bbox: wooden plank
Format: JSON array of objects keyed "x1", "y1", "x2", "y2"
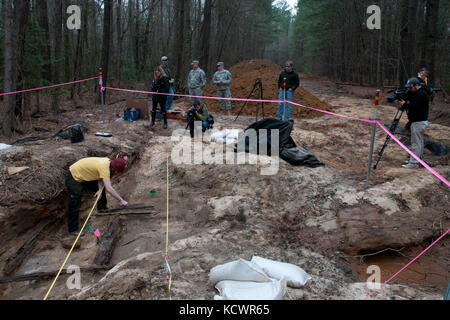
[
  {"x1": 3, "y1": 219, "x2": 52, "y2": 276},
  {"x1": 0, "y1": 265, "x2": 113, "y2": 284},
  {"x1": 97, "y1": 204, "x2": 154, "y2": 213},
  {"x1": 96, "y1": 210, "x2": 156, "y2": 217},
  {"x1": 93, "y1": 216, "x2": 122, "y2": 266}
]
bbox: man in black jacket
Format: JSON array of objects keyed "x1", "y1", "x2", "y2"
[
  {"x1": 399, "y1": 78, "x2": 430, "y2": 169},
  {"x1": 277, "y1": 61, "x2": 300, "y2": 120}
]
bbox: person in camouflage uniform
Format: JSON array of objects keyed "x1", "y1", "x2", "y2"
[
  {"x1": 187, "y1": 60, "x2": 206, "y2": 104},
  {"x1": 213, "y1": 62, "x2": 233, "y2": 115}
]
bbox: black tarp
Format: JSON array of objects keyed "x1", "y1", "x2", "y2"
[{"x1": 235, "y1": 118, "x2": 324, "y2": 168}]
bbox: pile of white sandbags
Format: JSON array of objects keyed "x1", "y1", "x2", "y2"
[{"x1": 209, "y1": 257, "x2": 311, "y2": 300}]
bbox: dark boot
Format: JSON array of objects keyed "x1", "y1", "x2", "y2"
[
  {"x1": 151, "y1": 111, "x2": 156, "y2": 127},
  {"x1": 163, "y1": 113, "x2": 168, "y2": 129}
]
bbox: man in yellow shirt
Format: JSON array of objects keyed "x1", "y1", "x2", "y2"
[{"x1": 65, "y1": 157, "x2": 128, "y2": 235}]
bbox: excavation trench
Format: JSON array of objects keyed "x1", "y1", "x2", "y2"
[{"x1": 0, "y1": 66, "x2": 449, "y2": 300}]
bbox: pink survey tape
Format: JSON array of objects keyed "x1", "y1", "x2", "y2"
[
  {"x1": 104, "y1": 85, "x2": 449, "y2": 188},
  {"x1": 363, "y1": 228, "x2": 450, "y2": 300},
  {"x1": 0, "y1": 76, "x2": 99, "y2": 96},
  {"x1": 376, "y1": 121, "x2": 450, "y2": 187}
]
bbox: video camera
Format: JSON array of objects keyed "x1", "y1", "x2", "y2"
[
  {"x1": 387, "y1": 88, "x2": 411, "y2": 103},
  {"x1": 387, "y1": 86, "x2": 441, "y2": 103}
]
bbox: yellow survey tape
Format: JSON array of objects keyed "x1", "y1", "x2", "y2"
[
  {"x1": 43, "y1": 187, "x2": 105, "y2": 300},
  {"x1": 44, "y1": 154, "x2": 120, "y2": 300},
  {"x1": 165, "y1": 154, "x2": 172, "y2": 295}
]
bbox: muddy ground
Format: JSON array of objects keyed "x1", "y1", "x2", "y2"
[{"x1": 0, "y1": 72, "x2": 448, "y2": 300}]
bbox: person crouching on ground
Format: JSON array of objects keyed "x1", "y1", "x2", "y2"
[
  {"x1": 398, "y1": 78, "x2": 430, "y2": 169},
  {"x1": 151, "y1": 66, "x2": 170, "y2": 129},
  {"x1": 186, "y1": 101, "x2": 209, "y2": 138},
  {"x1": 65, "y1": 157, "x2": 128, "y2": 235}
]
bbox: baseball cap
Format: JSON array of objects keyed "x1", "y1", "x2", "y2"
[
  {"x1": 405, "y1": 78, "x2": 421, "y2": 87},
  {"x1": 161, "y1": 56, "x2": 168, "y2": 61},
  {"x1": 192, "y1": 60, "x2": 200, "y2": 65},
  {"x1": 111, "y1": 158, "x2": 126, "y2": 173},
  {"x1": 217, "y1": 62, "x2": 224, "y2": 67}
]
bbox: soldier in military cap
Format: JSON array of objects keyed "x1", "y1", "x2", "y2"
[
  {"x1": 187, "y1": 60, "x2": 206, "y2": 104},
  {"x1": 213, "y1": 62, "x2": 233, "y2": 116}
]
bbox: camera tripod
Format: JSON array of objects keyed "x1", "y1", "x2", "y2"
[
  {"x1": 234, "y1": 77, "x2": 265, "y2": 122},
  {"x1": 373, "y1": 109, "x2": 404, "y2": 170}
]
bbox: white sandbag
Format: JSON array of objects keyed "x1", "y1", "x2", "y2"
[
  {"x1": 0, "y1": 143, "x2": 12, "y2": 151},
  {"x1": 210, "y1": 130, "x2": 227, "y2": 143},
  {"x1": 251, "y1": 256, "x2": 311, "y2": 288},
  {"x1": 209, "y1": 258, "x2": 271, "y2": 284},
  {"x1": 215, "y1": 279, "x2": 286, "y2": 300},
  {"x1": 210, "y1": 129, "x2": 241, "y2": 145}
]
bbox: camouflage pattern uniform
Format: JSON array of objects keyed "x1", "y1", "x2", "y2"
[
  {"x1": 213, "y1": 69, "x2": 232, "y2": 111},
  {"x1": 188, "y1": 66, "x2": 207, "y2": 104}
]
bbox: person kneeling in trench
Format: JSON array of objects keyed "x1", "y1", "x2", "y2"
[{"x1": 65, "y1": 157, "x2": 128, "y2": 235}]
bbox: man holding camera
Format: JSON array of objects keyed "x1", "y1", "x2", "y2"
[
  {"x1": 186, "y1": 102, "x2": 209, "y2": 138},
  {"x1": 399, "y1": 78, "x2": 430, "y2": 169}
]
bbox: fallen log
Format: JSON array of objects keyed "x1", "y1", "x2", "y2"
[
  {"x1": 3, "y1": 219, "x2": 52, "y2": 276},
  {"x1": 96, "y1": 210, "x2": 157, "y2": 217},
  {"x1": 97, "y1": 204, "x2": 154, "y2": 214},
  {"x1": 94, "y1": 216, "x2": 122, "y2": 266},
  {"x1": 0, "y1": 265, "x2": 113, "y2": 284}
]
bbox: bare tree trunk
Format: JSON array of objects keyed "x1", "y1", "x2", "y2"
[
  {"x1": 101, "y1": 0, "x2": 113, "y2": 102},
  {"x1": 1, "y1": 0, "x2": 16, "y2": 136},
  {"x1": 52, "y1": 0, "x2": 63, "y2": 111},
  {"x1": 14, "y1": 0, "x2": 30, "y2": 122},
  {"x1": 201, "y1": 0, "x2": 212, "y2": 75},
  {"x1": 422, "y1": 0, "x2": 440, "y2": 86},
  {"x1": 116, "y1": 0, "x2": 123, "y2": 84},
  {"x1": 37, "y1": 0, "x2": 52, "y2": 83},
  {"x1": 376, "y1": 0, "x2": 385, "y2": 87},
  {"x1": 173, "y1": 0, "x2": 186, "y2": 90}
]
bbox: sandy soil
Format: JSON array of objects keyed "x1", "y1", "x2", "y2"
[{"x1": 0, "y1": 67, "x2": 448, "y2": 301}]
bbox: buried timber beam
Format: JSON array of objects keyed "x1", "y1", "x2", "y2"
[
  {"x1": 97, "y1": 204, "x2": 154, "y2": 213},
  {"x1": 94, "y1": 216, "x2": 122, "y2": 266},
  {"x1": 0, "y1": 265, "x2": 113, "y2": 284},
  {"x1": 96, "y1": 210, "x2": 156, "y2": 217},
  {"x1": 3, "y1": 219, "x2": 52, "y2": 276}
]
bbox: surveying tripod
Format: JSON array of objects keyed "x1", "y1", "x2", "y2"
[{"x1": 234, "y1": 77, "x2": 265, "y2": 122}]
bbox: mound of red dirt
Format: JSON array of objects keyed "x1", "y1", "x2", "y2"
[{"x1": 181, "y1": 59, "x2": 334, "y2": 119}]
